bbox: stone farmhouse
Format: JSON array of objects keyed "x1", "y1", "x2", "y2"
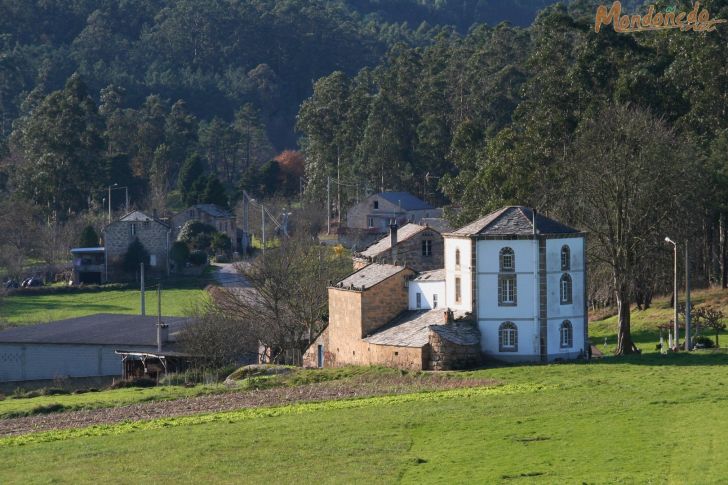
[
  {"x1": 171, "y1": 204, "x2": 239, "y2": 251},
  {"x1": 104, "y1": 210, "x2": 171, "y2": 277},
  {"x1": 347, "y1": 192, "x2": 443, "y2": 233},
  {"x1": 352, "y1": 223, "x2": 445, "y2": 272},
  {"x1": 305, "y1": 206, "x2": 587, "y2": 369}
]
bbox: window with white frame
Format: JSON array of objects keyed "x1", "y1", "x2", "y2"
[
  {"x1": 499, "y1": 275, "x2": 517, "y2": 306},
  {"x1": 560, "y1": 320, "x2": 573, "y2": 348},
  {"x1": 561, "y1": 245, "x2": 571, "y2": 271},
  {"x1": 499, "y1": 321, "x2": 518, "y2": 352},
  {"x1": 560, "y1": 273, "x2": 573, "y2": 304},
  {"x1": 499, "y1": 247, "x2": 515, "y2": 272},
  {"x1": 455, "y1": 277, "x2": 461, "y2": 303},
  {"x1": 455, "y1": 248, "x2": 461, "y2": 267},
  {"x1": 367, "y1": 217, "x2": 374, "y2": 228},
  {"x1": 433, "y1": 294, "x2": 438, "y2": 308},
  {"x1": 130, "y1": 223, "x2": 137, "y2": 236},
  {"x1": 416, "y1": 292, "x2": 422, "y2": 309}
]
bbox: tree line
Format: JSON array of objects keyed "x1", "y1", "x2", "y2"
[{"x1": 296, "y1": 1, "x2": 728, "y2": 353}]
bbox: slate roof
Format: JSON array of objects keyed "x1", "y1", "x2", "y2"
[
  {"x1": 413, "y1": 268, "x2": 445, "y2": 281},
  {"x1": 448, "y1": 206, "x2": 578, "y2": 237},
  {"x1": 116, "y1": 210, "x2": 169, "y2": 227},
  {"x1": 0, "y1": 314, "x2": 190, "y2": 347},
  {"x1": 420, "y1": 217, "x2": 452, "y2": 233},
  {"x1": 335, "y1": 264, "x2": 408, "y2": 290},
  {"x1": 364, "y1": 310, "x2": 480, "y2": 348},
  {"x1": 191, "y1": 204, "x2": 234, "y2": 218},
  {"x1": 359, "y1": 223, "x2": 433, "y2": 258},
  {"x1": 376, "y1": 192, "x2": 433, "y2": 211}
]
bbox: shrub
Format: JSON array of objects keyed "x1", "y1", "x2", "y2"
[
  {"x1": 78, "y1": 225, "x2": 100, "y2": 247},
  {"x1": 9, "y1": 283, "x2": 130, "y2": 296},
  {"x1": 170, "y1": 241, "x2": 190, "y2": 269},
  {"x1": 122, "y1": 238, "x2": 149, "y2": 273},
  {"x1": 211, "y1": 232, "x2": 232, "y2": 254},
  {"x1": 109, "y1": 377, "x2": 157, "y2": 389},
  {"x1": 694, "y1": 335, "x2": 715, "y2": 348},
  {"x1": 188, "y1": 250, "x2": 208, "y2": 266}
]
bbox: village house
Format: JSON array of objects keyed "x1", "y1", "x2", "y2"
[
  {"x1": 171, "y1": 204, "x2": 240, "y2": 251},
  {"x1": 305, "y1": 206, "x2": 587, "y2": 370},
  {"x1": 103, "y1": 210, "x2": 171, "y2": 278},
  {"x1": 346, "y1": 192, "x2": 442, "y2": 233},
  {"x1": 353, "y1": 223, "x2": 445, "y2": 272}
]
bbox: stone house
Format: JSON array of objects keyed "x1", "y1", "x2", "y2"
[
  {"x1": 346, "y1": 192, "x2": 442, "y2": 233},
  {"x1": 171, "y1": 204, "x2": 239, "y2": 251},
  {"x1": 303, "y1": 263, "x2": 480, "y2": 370},
  {"x1": 104, "y1": 211, "x2": 171, "y2": 277},
  {"x1": 353, "y1": 223, "x2": 445, "y2": 272},
  {"x1": 305, "y1": 205, "x2": 588, "y2": 370}
]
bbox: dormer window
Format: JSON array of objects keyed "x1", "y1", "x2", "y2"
[{"x1": 561, "y1": 245, "x2": 571, "y2": 271}]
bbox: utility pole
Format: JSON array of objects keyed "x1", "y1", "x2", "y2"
[
  {"x1": 261, "y1": 203, "x2": 266, "y2": 255},
  {"x1": 665, "y1": 237, "x2": 678, "y2": 349},
  {"x1": 125, "y1": 187, "x2": 129, "y2": 213},
  {"x1": 685, "y1": 241, "x2": 691, "y2": 351},
  {"x1": 108, "y1": 185, "x2": 112, "y2": 224},
  {"x1": 327, "y1": 176, "x2": 332, "y2": 234},
  {"x1": 243, "y1": 192, "x2": 250, "y2": 256},
  {"x1": 140, "y1": 262, "x2": 145, "y2": 316},
  {"x1": 157, "y1": 283, "x2": 162, "y2": 353}
]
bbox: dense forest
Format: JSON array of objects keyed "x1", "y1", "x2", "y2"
[{"x1": 2, "y1": 0, "x2": 728, "y2": 353}]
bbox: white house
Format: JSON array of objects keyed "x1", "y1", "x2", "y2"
[
  {"x1": 443, "y1": 206, "x2": 587, "y2": 362},
  {"x1": 408, "y1": 269, "x2": 446, "y2": 310}
]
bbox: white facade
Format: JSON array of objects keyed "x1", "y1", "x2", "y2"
[
  {"x1": 444, "y1": 233, "x2": 586, "y2": 362},
  {"x1": 408, "y1": 279, "x2": 446, "y2": 310},
  {"x1": 444, "y1": 237, "x2": 473, "y2": 314}
]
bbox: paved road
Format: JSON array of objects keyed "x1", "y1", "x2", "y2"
[{"x1": 212, "y1": 263, "x2": 249, "y2": 288}]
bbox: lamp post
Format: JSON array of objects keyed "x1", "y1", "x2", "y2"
[
  {"x1": 107, "y1": 183, "x2": 129, "y2": 223},
  {"x1": 665, "y1": 237, "x2": 679, "y2": 349},
  {"x1": 685, "y1": 240, "x2": 691, "y2": 351}
]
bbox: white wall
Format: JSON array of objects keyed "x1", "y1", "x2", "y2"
[
  {"x1": 444, "y1": 237, "x2": 473, "y2": 313},
  {"x1": 476, "y1": 239, "x2": 538, "y2": 321},
  {"x1": 545, "y1": 237, "x2": 586, "y2": 357},
  {"x1": 0, "y1": 344, "x2": 125, "y2": 382},
  {"x1": 478, "y1": 319, "x2": 540, "y2": 361},
  {"x1": 409, "y1": 280, "x2": 446, "y2": 310},
  {"x1": 547, "y1": 316, "x2": 586, "y2": 358}
]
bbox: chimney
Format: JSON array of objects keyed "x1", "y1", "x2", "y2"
[
  {"x1": 442, "y1": 309, "x2": 453, "y2": 324},
  {"x1": 532, "y1": 208, "x2": 538, "y2": 235},
  {"x1": 389, "y1": 222, "x2": 398, "y2": 264}
]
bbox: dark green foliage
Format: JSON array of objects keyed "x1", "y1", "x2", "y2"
[
  {"x1": 211, "y1": 233, "x2": 232, "y2": 255},
  {"x1": 188, "y1": 250, "x2": 208, "y2": 266},
  {"x1": 122, "y1": 238, "x2": 149, "y2": 273},
  {"x1": 177, "y1": 154, "x2": 206, "y2": 204},
  {"x1": 78, "y1": 226, "x2": 100, "y2": 247},
  {"x1": 178, "y1": 221, "x2": 217, "y2": 251},
  {"x1": 170, "y1": 241, "x2": 191, "y2": 269},
  {"x1": 201, "y1": 176, "x2": 229, "y2": 209}
]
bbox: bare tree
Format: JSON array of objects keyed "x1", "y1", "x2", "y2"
[
  {"x1": 555, "y1": 104, "x2": 701, "y2": 355},
  {"x1": 214, "y1": 236, "x2": 350, "y2": 364}
]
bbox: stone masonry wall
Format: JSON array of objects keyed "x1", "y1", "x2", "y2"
[
  {"x1": 360, "y1": 269, "x2": 414, "y2": 337},
  {"x1": 105, "y1": 220, "x2": 169, "y2": 271},
  {"x1": 367, "y1": 230, "x2": 444, "y2": 272},
  {"x1": 428, "y1": 330, "x2": 482, "y2": 371}
]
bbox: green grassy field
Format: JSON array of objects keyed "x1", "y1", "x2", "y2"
[
  {"x1": 2, "y1": 352, "x2": 728, "y2": 483},
  {"x1": 0, "y1": 282, "x2": 208, "y2": 325}
]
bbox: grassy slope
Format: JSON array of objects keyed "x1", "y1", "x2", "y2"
[
  {"x1": 0, "y1": 384, "x2": 227, "y2": 419},
  {"x1": 589, "y1": 286, "x2": 728, "y2": 354},
  {"x1": 0, "y1": 282, "x2": 208, "y2": 325},
  {"x1": 2, "y1": 353, "x2": 728, "y2": 483}
]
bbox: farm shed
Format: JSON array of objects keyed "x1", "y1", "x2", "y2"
[{"x1": 0, "y1": 314, "x2": 190, "y2": 383}]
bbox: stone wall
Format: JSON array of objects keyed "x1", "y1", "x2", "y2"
[
  {"x1": 364, "y1": 230, "x2": 444, "y2": 272},
  {"x1": 428, "y1": 329, "x2": 482, "y2": 370},
  {"x1": 360, "y1": 269, "x2": 413, "y2": 336},
  {"x1": 104, "y1": 220, "x2": 169, "y2": 273}
]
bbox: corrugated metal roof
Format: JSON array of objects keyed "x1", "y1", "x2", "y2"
[
  {"x1": 335, "y1": 264, "x2": 408, "y2": 290},
  {"x1": 0, "y1": 314, "x2": 190, "y2": 346},
  {"x1": 448, "y1": 206, "x2": 578, "y2": 236},
  {"x1": 376, "y1": 192, "x2": 433, "y2": 211},
  {"x1": 70, "y1": 247, "x2": 105, "y2": 254}
]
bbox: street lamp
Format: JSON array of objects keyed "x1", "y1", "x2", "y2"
[
  {"x1": 107, "y1": 183, "x2": 129, "y2": 223},
  {"x1": 665, "y1": 237, "x2": 679, "y2": 349}
]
